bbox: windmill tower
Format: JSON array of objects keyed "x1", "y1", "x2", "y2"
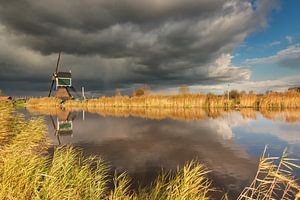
[{"x1": 48, "y1": 52, "x2": 77, "y2": 100}]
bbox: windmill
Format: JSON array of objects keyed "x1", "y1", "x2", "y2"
[{"x1": 48, "y1": 52, "x2": 79, "y2": 99}]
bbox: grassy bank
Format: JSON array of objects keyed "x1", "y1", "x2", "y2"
[{"x1": 1, "y1": 101, "x2": 299, "y2": 199}]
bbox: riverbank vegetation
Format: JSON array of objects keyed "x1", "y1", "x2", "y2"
[
  {"x1": 26, "y1": 97, "x2": 62, "y2": 108},
  {"x1": 238, "y1": 146, "x2": 300, "y2": 199},
  {"x1": 0, "y1": 102, "x2": 214, "y2": 199},
  {"x1": 1, "y1": 101, "x2": 299, "y2": 199},
  {"x1": 26, "y1": 90, "x2": 300, "y2": 109}
]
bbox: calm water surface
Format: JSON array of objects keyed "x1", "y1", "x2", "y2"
[{"x1": 25, "y1": 108, "x2": 300, "y2": 198}]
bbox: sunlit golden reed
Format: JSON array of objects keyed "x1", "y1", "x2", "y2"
[
  {"x1": 27, "y1": 97, "x2": 61, "y2": 108},
  {"x1": 238, "y1": 146, "x2": 300, "y2": 199},
  {"x1": 1, "y1": 101, "x2": 300, "y2": 199},
  {"x1": 0, "y1": 102, "x2": 213, "y2": 199},
  {"x1": 27, "y1": 91, "x2": 300, "y2": 110}
]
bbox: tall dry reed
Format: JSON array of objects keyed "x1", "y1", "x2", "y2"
[
  {"x1": 240, "y1": 93, "x2": 260, "y2": 108},
  {"x1": 0, "y1": 102, "x2": 214, "y2": 199},
  {"x1": 238, "y1": 146, "x2": 300, "y2": 199},
  {"x1": 260, "y1": 91, "x2": 300, "y2": 108},
  {"x1": 26, "y1": 91, "x2": 300, "y2": 109},
  {"x1": 26, "y1": 97, "x2": 62, "y2": 108},
  {"x1": 2, "y1": 101, "x2": 299, "y2": 199}
]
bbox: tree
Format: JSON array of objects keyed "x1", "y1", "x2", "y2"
[
  {"x1": 229, "y1": 90, "x2": 239, "y2": 99},
  {"x1": 266, "y1": 90, "x2": 273, "y2": 95},
  {"x1": 179, "y1": 85, "x2": 190, "y2": 94},
  {"x1": 133, "y1": 85, "x2": 151, "y2": 97}
]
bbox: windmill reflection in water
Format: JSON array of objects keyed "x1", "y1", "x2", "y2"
[{"x1": 49, "y1": 109, "x2": 77, "y2": 145}]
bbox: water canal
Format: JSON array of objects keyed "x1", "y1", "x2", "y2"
[{"x1": 23, "y1": 107, "x2": 300, "y2": 198}]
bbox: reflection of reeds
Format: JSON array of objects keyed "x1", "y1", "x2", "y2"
[
  {"x1": 27, "y1": 105, "x2": 300, "y2": 123},
  {"x1": 26, "y1": 106, "x2": 71, "y2": 121},
  {"x1": 260, "y1": 107, "x2": 300, "y2": 123},
  {"x1": 87, "y1": 107, "x2": 211, "y2": 121},
  {"x1": 238, "y1": 146, "x2": 300, "y2": 199},
  {"x1": 240, "y1": 108, "x2": 257, "y2": 120},
  {"x1": 28, "y1": 106, "x2": 228, "y2": 121}
]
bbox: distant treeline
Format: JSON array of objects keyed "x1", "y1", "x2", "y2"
[{"x1": 26, "y1": 90, "x2": 300, "y2": 109}]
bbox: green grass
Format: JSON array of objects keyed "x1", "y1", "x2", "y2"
[{"x1": 13, "y1": 99, "x2": 26, "y2": 109}]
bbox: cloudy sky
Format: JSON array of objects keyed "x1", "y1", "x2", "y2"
[{"x1": 0, "y1": 0, "x2": 299, "y2": 96}]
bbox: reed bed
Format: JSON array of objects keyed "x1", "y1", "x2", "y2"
[
  {"x1": 66, "y1": 94, "x2": 209, "y2": 108},
  {"x1": 240, "y1": 94, "x2": 260, "y2": 108},
  {"x1": 0, "y1": 101, "x2": 13, "y2": 145},
  {"x1": 0, "y1": 102, "x2": 214, "y2": 199},
  {"x1": 259, "y1": 91, "x2": 300, "y2": 108},
  {"x1": 26, "y1": 91, "x2": 300, "y2": 110},
  {"x1": 1, "y1": 102, "x2": 300, "y2": 199},
  {"x1": 66, "y1": 91, "x2": 300, "y2": 109},
  {"x1": 26, "y1": 97, "x2": 62, "y2": 108},
  {"x1": 238, "y1": 146, "x2": 300, "y2": 199},
  {"x1": 65, "y1": 94, "x2": 231, "y2": 109}
]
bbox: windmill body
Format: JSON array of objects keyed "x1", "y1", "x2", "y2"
[{"x1": 49, "y1": 53, "x2": 77, "y2": 100}]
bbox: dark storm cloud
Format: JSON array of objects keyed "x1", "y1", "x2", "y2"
[
  {"x1": 0, "y1": 0, "x2": 278, "y2": 96},
  {"x1": 0, "y1": 0, "x2": 222, "y2": 35}
]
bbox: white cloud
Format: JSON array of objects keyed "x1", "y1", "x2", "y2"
[
  {"x1": 188, "y1": 75, "x2": 300, "y2": 94},
  {"x1": 244, "y1": 118, "x2": 300, "y2": 145},
  {"x1": 245, "y1": 45, "x2": 300, "y2": 68},
  {"x1": 268, "y1": 40, "x2": 281, "y2": 47},
  {"x1": 208, "y1": 54, "x2": 251, "y2": 81},
  {"x1": 286, "y1": 35, "x2": 293, "y2": 43}
]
